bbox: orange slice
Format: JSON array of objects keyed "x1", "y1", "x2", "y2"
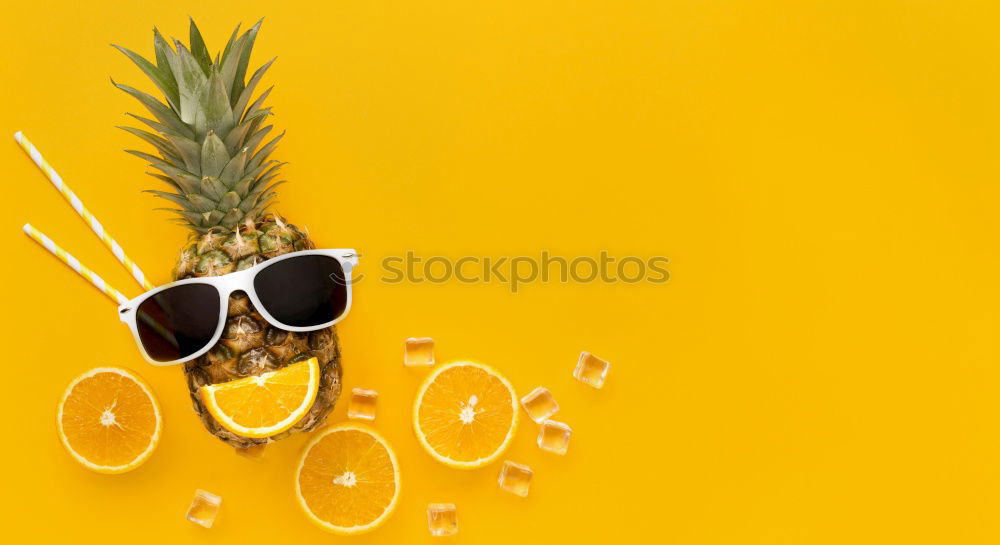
[
  {"x1": 57, "y1": 367, "x2": 162, "y2": 474},
  {"x1": 413, "y1": 361, "x2": 518, "y2": 468},
  {"x1": 295, "y1": 423, "x2": 400, "y2": 535},
  {"x1": 200, "y1": 357, "x2": 319, "y2": 438}
]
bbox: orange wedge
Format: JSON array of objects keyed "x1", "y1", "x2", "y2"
[
  {"x1": 57, "y1": 367, "x2": 162, "y2": 474},
  {"x1": 295, "y1": 423, "x2": 400, "y2": 535},
  {"x1": 200, "y1": 357, "x2": 319, "y2": 438},
  {"x1": 413, "y1": 361, "x2": 518, "y2": 469}
]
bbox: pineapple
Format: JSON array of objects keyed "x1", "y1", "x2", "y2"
[{"x1": 114, "y1": 19, "x2": 342, "y2": 449}]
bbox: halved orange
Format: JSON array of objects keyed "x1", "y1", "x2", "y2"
[
  {"x1": 295, "y1": 423, "x2": 400, "y2": 535},
  {"x1": 200, "y1": 357, "x2": 319, "y2": 438},
  {"x1": 57, "y1": 367, "x2": 162, "y2": 474},
  {"x1": 413, "y1": 361, "x2": 518, "y2": 469}
]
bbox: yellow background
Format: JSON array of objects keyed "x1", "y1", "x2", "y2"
[{"x1": 0, "y1": 1, "x2": 997, "y2": 542}]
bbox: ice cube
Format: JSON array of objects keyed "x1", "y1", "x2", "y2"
[
  {"x1": 185, "y1": 489, "x2": 222, "y2": 528},
  {"x1": 347, "y1": 388, "x2": 378, "y2": 421},
  {"x1": 426, "y1": 503, "x2": 458, "y2": 536},
  {"x1": 537, "y1": 420, "x2": 572, "y2": 455},
  {"x1": 498, "y1": 460, "x2": 533, "y2": 497},
  {"x1": 573, "y1": 351, "x2": 610, "y2": 388},
  {"x1": 520, "y1": 387, "x2": 559, "y2": 422},
  {"x1": 405, "y1": 337, "x2": 435, "y2": 366}
]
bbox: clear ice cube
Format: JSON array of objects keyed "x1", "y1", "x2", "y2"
[
  {"x1": 426, "y1": 503, "x2": 458, "y2": 536},
  {"x1": 185, "y1": 489, "x2": 222, "y2": 528},
  {"x1": 573, "y1": 351, "x2": 610, "y2": 388},
  {"x1": 537, "y1": 419, "x2": 572, "y2": 455},
  {"x1": 498, "y1": 460, "x2": 533, "y2": 497},
  {"x1": 520, "y1": 386, "x2": 559, "y2": 422},
  {"x1": 347, "y1": 388, "x2": 378, "y2": 421},
  {"x1": 404, "y1": 337, "x2": 435, "y2": 366}
]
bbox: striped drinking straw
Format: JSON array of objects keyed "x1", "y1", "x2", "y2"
[
  {"x1": 22, "y1": 223, "x2": 129, "y2": 305},
  {"x1": 24, "y1": 223, "x2": 176, "y2": 359},
  {"x1": 14, "y1": 131, "x2": 154, "y2": 291}
]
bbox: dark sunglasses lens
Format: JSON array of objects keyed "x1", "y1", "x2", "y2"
[
  {"x1": 253, "y1": 255, "x2": 348, "y2": 328},
  {"x1": 135, "y1": 283, "x2": 220, "y2": 362}
]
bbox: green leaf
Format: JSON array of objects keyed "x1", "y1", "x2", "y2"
[
  {"x1": 256, "y1": 160, "x2": 285, "y2": 182},
  {"x1": 203, "y1": 209, "x2": 226, "y2": 225},
  {"x1": 237, "y1": 190, "x2": 261, "y2": 213},
  {"x1": 233, "y1": 57, "x2": 274, "y2": 119},
  {"x1": 220, "y1": 208, "x2": 244, "y2": 230},
  {"x1": 144, "y1": 189, "x2": 191, "y2": 209},
  {"x1": 247, "y1": 131, "x2": 284, "y2": 172},
  {"x1": 247, "y1": 198, "x2": 276, "y2": 218},
  {"x1": 241, "y1": 86, "x2": 273, "y2": 123},
  {"x1": 220, "y1": 23, "x2": 242, "y2": 65},
  {"x1": 175, "y1": 174, "x2": 202, "y2": 194},
  {"x1": 152, "y1": 28, "x2": 174, "y2": 73},
  {"x1": 246, "y1": 191, "x2": 278, "y2": 214},
  {"x1": 168, "y1": 42, "x2": 209, "y2": 125},
  {"x1": 231, "y1": 19, "x2": 263, "y2": 105},
  {"x1": 224, "y1": 109, "x2": 269, "y2": 154},
  {"x1": 231, "y1": 175, "x2": 255, "y2": 197},
  {"x1": 160, "y1": 172, "x2": 200, "y2": 194},
  {"x1": 244, "y1": 159, "x2": 277, "y2": 182},
  {"x1": 199, "y1": 176, "x2": 227, "y2": 201},
  {"x1": 188, "y1": 17, "x2": 212, "y2": 76},
  {"x1": 260, "y1": 180, "x2": 286, "y2": 199},
  {"x1": 254, "y1": 168, "x2": 282, "y2": 190},
  {"x1": 161, "y1": 133, "x2": 201, "y2": 172},
  {"x1": 125, "y1": 149, "x2": 161, "y2": 162},
  {"x1": 241, "y1": 176, "x2": 269, "y2": 200},
  {"x1": 219, "y1": 148, "x2": 248, "y2": 186},
  {"x1": 145, "y1": 172, "x2": 181, "y2": 192},
  {"x1": 195, "y1": 69, "x2": 235, "y2": 136},
  {"x1": 186, "y1": 193, "x2": 217, "y2": 212},
  {"x1": 112, "y1": 45, "x2": 180, "y2": 112},
  {"x1": 125, "y1": 150, "x2": 200, "y2": 186},
  {"x1": 137, "y1": 156, "x2": 199, "y2": 194},
  {"x1": 217, "y1": 191, "x2": 241, "y2": 211},
  {"x1": 219, "y1": 34, "x2": 248, "y2": 98},
  {"x1": 243, "y1": 125, "x2": 273, "y2": 157},
  {"x1": 113, "y1": 80, "x2": 192, "y2": 137},
  {"x1": 258, "y1": 191, "x2": 279, "y2": 205},
  {"x1": 247, "y1": 107, "x2": 271, "y2": 132},
  {"x1": 135, "y1": 161, "x2": 200, "y2": 193},
  {"x1": 125, "y1": 149, "x2": 188, "y2": 179},
  {"x1": 200, "y1": 131, "x2": 229, "y2": 177},
  {"x1": 117, "y1": 126, "x2": 178, "y2": 161},
  {"x1": 175, "y1": 209, "x2": 208, "y2": 227},
  {"x1": 125, "y1": 113, "x2": 186, "y2": 139}
]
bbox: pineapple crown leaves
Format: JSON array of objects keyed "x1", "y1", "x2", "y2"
[{"x1": 113, "y1": 17, "x2": 286, "y2": 233}]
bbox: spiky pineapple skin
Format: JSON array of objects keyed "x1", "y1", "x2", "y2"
[{"x1": 176, "y1": 216, "x2": 342, "y2": 449}]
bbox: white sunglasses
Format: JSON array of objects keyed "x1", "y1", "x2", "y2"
[{"x1": 118, "y1": 249, "x2": 358, "y2": 366}]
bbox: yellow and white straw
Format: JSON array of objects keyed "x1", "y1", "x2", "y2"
[
  {"x1": 22, "y1": 223, "x2": 129, "y2": 305},
  {"x1": 14, "y1": 131, "x2": 154, "y2": 291}
]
